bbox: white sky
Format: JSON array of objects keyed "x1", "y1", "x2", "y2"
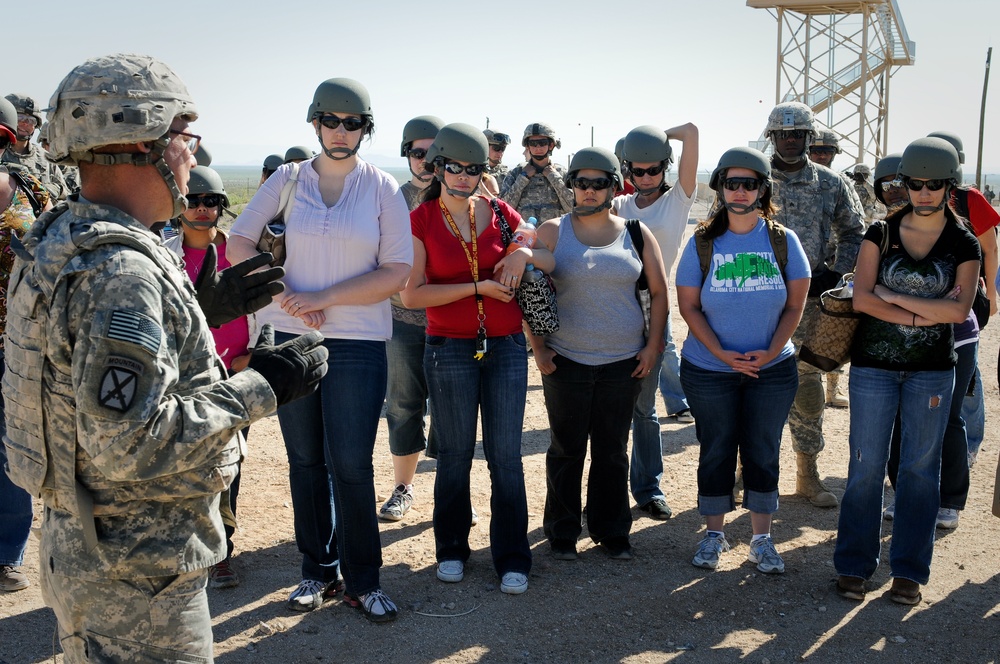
[{"x1": 9, "y1": 0, "x2": 998, "y2": 174}]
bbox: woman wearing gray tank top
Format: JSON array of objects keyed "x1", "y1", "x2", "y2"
[{"x1": 528, "y1": 148, "x2": 668, "y2": 561}]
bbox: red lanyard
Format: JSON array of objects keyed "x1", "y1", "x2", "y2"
[{"x1": 439, "y1": 199, "x2": 488, "y2": 357}]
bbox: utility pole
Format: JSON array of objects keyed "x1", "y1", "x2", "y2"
[{"x1": 977, "y1": 47, "x2": 991, "y2": 189}]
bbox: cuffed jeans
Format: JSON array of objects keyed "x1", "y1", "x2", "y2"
[
  {"x1": 425, "y1": 334, "x2": 531, "y2": 577},
  {"x1": 681, "y1": 357, "x2": 798, "y2": 516},
  {"x1": 542, "y1": 355, "x2": 641, "y2": 544},
  {"x1": 275, "y1": 333, "x2": 386, "y2": 596},
  {"x1": 835, "y1": 366, "x2": 953, "y2": 585},
  {"x1": 386, "y1": 318, "x2": 436, "y2": 458},
  {"x1": 0, "y1": 357, "x2": 32, "y2": 568}
]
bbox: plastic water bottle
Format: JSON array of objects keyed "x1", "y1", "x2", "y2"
[
  {"x1": 507, "y1": 216, "x2": 538, "y2": 254},
  {"x1": 521, "y1": 263, "x2": 542, "y2": 284}
]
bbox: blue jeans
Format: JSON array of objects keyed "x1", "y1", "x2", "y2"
[
  {"x1": 275, "y1": 333, "x2": 386, "y2": 596},
  {"x1": 835, "y1": 366, "x2": 953, "y2": 584},
  {"x1": 961, "y1": 366, "x2": 985, "y2": 457},
  {"x1": 542, "y1": 355, "x2": 641, "y2": 544},
  {"x1": 386, "y1": 318, "x2": 435, "y2": 457},
  {"x1": 658, "y1": 311, "x2": 689, "y2": 415},
  {"x1": 0, "y1": 357, "x2": 32, "y2": 567},
  {"x1": 424, "y1": 334, "x2": 531, "y2": 577},
  {"x1": 681, "y1": 357, "x2": 798, "y2": 516}
]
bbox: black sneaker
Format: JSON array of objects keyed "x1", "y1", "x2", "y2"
[
  {"x1": 638, "y1": 497, "x2": 673, "y2": 520},
  {"x1": 550, "y1": 539, "x2": 578, "y2": 561},
  {"x1": 601, "y1": 536, "x2": 634, "y2": 560}
]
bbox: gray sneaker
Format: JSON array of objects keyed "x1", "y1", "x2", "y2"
[
  {"x1": 0, "y1": 565, "x2": 28, "y2": 592},
  {"x1": 748, "y1": 535, "x2": 785, "y2": 574},
  {"x1": 691, "y1": 533, "x2": 730, "y2": 569},
  {"x1": 378, "y1": 484, "x2": 413, "y2": 522}
]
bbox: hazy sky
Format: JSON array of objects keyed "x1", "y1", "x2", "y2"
[{"x1": 8, "y1": 0, "x2": 998, "y2": 173}]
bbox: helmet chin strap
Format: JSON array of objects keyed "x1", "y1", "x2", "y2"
[
  {"x1": 722, "y1": 189, "x2": 764, "y2": 215},
  {"x1": 573, "y1": 190, "x2": 614, "y2": 216},
  {"x1": 630, "y1": 170, "x2": 666, "y2": 196},
  {"x1": 773, "y1": 150, "x2": 806, "y2": 166},
  {"x1": 435, "y1": 166, "x2": 481, "y2": 199},
  {"x1": 149, "y1": 134, "x2": 187, "y2": 219},
  {"x1": 410, "y1": 164, "x2": 433, "y2": 183},
  {"x1": 179, "y1": 217, "x2": 219, "y2": 231},
  {"x1": 316, "y1": 126, "x2": 363, "y2": 161},
  {"x1": 911, "y1": 184, "x2": 952, "y2": 216}
]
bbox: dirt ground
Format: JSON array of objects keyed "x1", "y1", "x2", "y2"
[{"x1": 3, "y1": 224, "x2": 1000, "y2": 664}]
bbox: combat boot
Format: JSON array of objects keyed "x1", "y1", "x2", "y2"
[
  {"x1": 796, "y1": 452, "x2": 838, "y2": 507},
  {"x1": 826, "y1": 373, "x2": 849, "y2": 408}
]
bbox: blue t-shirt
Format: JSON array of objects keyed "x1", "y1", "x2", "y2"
[{"x1": 676, "y1": 219, "x2": 811, "y2": 372}]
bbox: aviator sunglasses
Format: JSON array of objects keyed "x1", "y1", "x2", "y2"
[
  {"x1": 722, "y1": 177, "x2": 762, "y2": 192},
  {"x1": 407, "y1": 148, "x2": 427, "y2": 160},
  {"x1": 628, "y1": 163, "x2": 665, "y2": 178},
  {"x1": 571, "y1": 176, "x2": 612, "y2": 191},
  {"x1": 526, "y1": 138, "x2": 552, "y2": 148},
  {"x1": 443, "y1": 161, "x2": 485, "y2": 176},
  {"x1": 902, "y1": 177, "x2": 947, "y2": 192},
  {"x1": 318, "y1": 114, "x2": 368, "y2": 132},
  {"x1": 186, "y1": 194, "x2": 221, "y2": 208}
]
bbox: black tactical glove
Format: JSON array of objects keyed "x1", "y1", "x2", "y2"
[
  {"x1": 247, "y1": 324, "x2": 328, "y2": 406},
  {"x1": 194, "y1": 244, "x2": 286, "y2": 328},
  {"x1": 808, "y1": 269, "x2": 843, "y2": 298}
]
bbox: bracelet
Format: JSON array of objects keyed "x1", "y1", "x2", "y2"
[{"x1": 912, "y1": 313, "x2": 916, "y2": 327}]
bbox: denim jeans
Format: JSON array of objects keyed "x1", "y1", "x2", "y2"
[
  {"x1": 0, "y1": 357, "x2": 32, "y2": 567},
  {"x1": 681, "y1": 357, "x2": 798, "y2": 516},
  {"x1": 630, "y1": 348, "x2": 666, "y2": 506},
  {"x1": 835, "y1": 366, "x2": 953, "y2": 584},
  {"x1": 424, "y1": 334, "x2": 531, "y2": 577},
  {"x1": 961, "y1": 366, "x2": 985, "y2": 457},
  {"x1": 386, "y1": 318, "x2": 435, "y2": 457},
  {"x1": 542, "y1": 355, "x2": 641, "y2": 544},
  {"x1": 658, "y1": 311, "x2": 689, "y2": 415},
  {"x1": 888, "y1": 342, "x2": 976, "y2": 510},
  {"x1": 274, "y1": 333, "x2": 386, "y2": 596}
]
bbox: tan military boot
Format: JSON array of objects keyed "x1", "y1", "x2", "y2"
[
  {"x1": 826, "y1": 373, "x2": 849, "y2": 408},
  {"x1": 796, "y1": 452, "x2": 839, "y2": 507}
]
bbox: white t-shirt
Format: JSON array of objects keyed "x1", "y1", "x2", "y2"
[{"x1": 614, "y1": 184, "x2": 696, "y2": 280}]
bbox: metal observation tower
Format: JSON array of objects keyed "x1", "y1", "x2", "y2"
[{"x1": 747, "y1": 0, "x2": 915, "y2": 165}]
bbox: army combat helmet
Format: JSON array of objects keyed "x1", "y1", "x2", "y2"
[
  {"x1": 709, "y1": 147, "x2": 771, "y2": 215},
  {"x1": 284, "y1": 145, "x2": 314, "y2": 163},
  {"x1": 564, "y1": 147, "x2": 622, "y2": 216},
  {"x1": 424, "y1": 123, "x2": 489, "y2": 199},
  {"x1": 4, "y1": 93, "x2": 42, "y2": 137},
  {"x1": 765, "y1": 101, "x2": 816, "y2": 166},
  {"x1": 522, "y1": 122, "x2": 561, "y2": 161},
  {"x1": 0, "y1": 96, "x2": 17, "y2": 146},
  {"x1": 307, "y1": 78, "x2": 372, "y2": 161},
  {"x1": 872, "y1": 153, "x2": 903, "y2": 205},
  {"x1": 401, "y1": 115, "x2": 445, "y2": 182},
  {"x1": 898, "y1": 137, "x2": 961, "y2": 216},
  {"x1": 927, "y1": 130, "x2": 966, "y2": 181},
  {"x1": 623, "y1": 125, "x2": 673, "y2": 195},
  {"x1": 180, "y1": 166, "x2": 230, "y2": 230},
  {"x1": 46, "y1": 53, "x2": 199, "y2": 219}
]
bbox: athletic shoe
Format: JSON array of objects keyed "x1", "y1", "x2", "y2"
[
  {"x1": 378, "y1": 484, "x2": 413, "y2": 522},
  {"x1": 601, "y1": 537, "x2": 634, "y2": 560},
  {"x1": 550, "y1": 539, "x2": 578, "y2": 561},
  {"x1": 674, "y1": 409, "x2": 695, "y2": 424},
  {"x1": 639, "y1": 497, "x2": 672, "y2": 520},
  {"x1": 287, "y1": 579, "x2": 328, "y2": 612},
  {"x1": 936, "y1": 507, "x2": 960, "y2": 529},
  {"x1": 748, "y1": 535, "x2": 785, "y2": 574},
  {"x1": 883, "y1": 499, "x2": 895, "y2": 521},
  {"x1": 691, "y1": 533, "x2": 730, "y2": 569},
  {"x1": 346, "y1": 589, "x2": 398, "y2": 623},
  {"x1": 436, "y1": 560, "x2": 464, "y2": 583},
  {"x1": 0, "y1": 565, "x2": 28, "y2": 592},
  {"x1": 208, "y1": 560, "x2": 239, "y2": 589},
  {"x1": 500, "y1": 572, "x2": 528, "y2": 595}
]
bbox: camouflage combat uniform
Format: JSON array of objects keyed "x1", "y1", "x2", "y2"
[
  {"x1": 500, "y1": 162, "x2": 575, "y2": 222},
  {"x1": 1, "y1": 142, "x2": 70, "y2": 201},
  {"x1": 772, "y1": 160, "x2": 864, "y2": 456},
  {"x1": 487, "y1": 162, "x2": 509, "y2": 184},
  {"x1": 853, "y1": 179, "x2": 884, "y2": 225},
  {"x1": 2, "y1": 198, "x2": 277, "y2": 662}
]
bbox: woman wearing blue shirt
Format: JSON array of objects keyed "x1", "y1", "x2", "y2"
[{"x1": 676, "y1": 147, "x2": 810, "y2": 575}]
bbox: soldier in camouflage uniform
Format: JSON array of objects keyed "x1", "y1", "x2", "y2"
[
  {"x1": 766, "y1": 101, "x2": 865, "y2": 508},
  {"x1": 1, "y1": 94, "x2": 69, "y2": 200},
  {"x1": 484, "y1": 128, "x2": 511, "y2": 188},
  {"x1": 1, "y1": 53, "x2": 327, "y2": 663},
  {"x1": 844, "y1": 163, "x2": 883, "y2": 225},
  {"x1": 500, "y1": 122, "x2": 575, "y2": 221},
  {"x1": 38, "y1": 122, "x2": 79, "y2": 195}
]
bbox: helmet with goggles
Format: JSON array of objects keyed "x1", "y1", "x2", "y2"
[
  {"x1": 401, "y1": 115, "x2": 445, "y2": 157},
  {"x1": 4, "y1": 93, "x2": 43, "y2": 127},
  {"x1": 521, "y1": 122, "x2": 561, "y2": 149},
  {"x1": 483, "y1": 129, "x2": 511, "y2": 148}
]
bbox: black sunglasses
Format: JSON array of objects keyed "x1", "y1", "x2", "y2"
[
  {"x1": 527, "y1": 138, "x2": 552, "y2": 148},
  {"x1": 571, "y1": 177, "x2": 612, "y2": 191},
  {"x1": 407, "y1": 148, "x2": 427, "y2": 160},
  {"x1": 903, "y1": 177, "x2": 947, "y2": 192},
  {"x1": 722, "y1": 177, "x2": 762, "y2": 192},
  {"x1": 628, "y1": 163, "x2": 665, "y2": 178},
  {"x1": 443, "y1": 161, "x2": 484, "y2": 176},
  {"x1": 489, "y1": 143, "x2": 507, "y2": 152},
  {"x1": 809, "y1": 146, "x2": 837, "y2": 154},
  {"x1": 186, "y1": 194, "x2": 221, "y2": 208},
  {"x1": 318, "y1": 114, "x2": 367, "y2": 132},
  {"x1": 775, "y1": 130, "x2": 807, "y2": 140}
]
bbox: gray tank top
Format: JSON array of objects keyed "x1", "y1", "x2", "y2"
[{"x1": 547, "y1": 214, "x2": 645, "y2": 365}]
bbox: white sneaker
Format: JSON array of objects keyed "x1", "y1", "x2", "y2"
[
  {"x1": 500, "y1": 572, "x2": 528, "y2": 595},
  {"x1": 436, "y1": 560, "x2": 464, "y2": 583},
  {"x1": 287, "y1": 579, "x2": 326, "y2": 612},
  {"x1": 936, "y1": 507, "x2": 960, "y2": 530},
  {"x1": 883, "y1": 499, "x2": 895, "y2": 521}
]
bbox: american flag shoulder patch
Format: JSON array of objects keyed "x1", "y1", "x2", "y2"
[{"x1": 107, "y1": 309, "x2": 162, "y2": 354}]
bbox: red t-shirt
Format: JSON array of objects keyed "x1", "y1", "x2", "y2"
[
  {"x1": 956, "y1": 187, "x2": 1000, "y2": 236},
  {"x1": 182, "y1": 238, "x2": 252, "y2": 369},
  {"x1": 411, "y1": 198, "x2": 524, "y2": 338}
]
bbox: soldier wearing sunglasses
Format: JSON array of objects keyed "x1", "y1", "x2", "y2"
[
  {"x1": 500, "y1": 122, "x2": 575, "y2": 221},
  {"x1": 1, "y1": 93, "x2": 69, "y2": 200},
  {"x1": 765, "y1": 101, "x2": 865, "y2": 509},
  {"x1": 483, "y1": 129, "x2": 511, "y2": 189}
]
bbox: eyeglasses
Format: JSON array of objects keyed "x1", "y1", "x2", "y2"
[
  {"x1": 318, "y1": 114, "x2": 367, "y2": 132},
  {"x1": 775, "y1": 130, "x2": 807, "y2": 140},
  {"x1": 407, "y1": 148, "x2": 427, "y2": 160},
  {"x1": 16, "y1": 113, "x2": 37, "y2": 127},
  {"x1": 489, "y1": 143, "x2": 507, "y2": 152},
  {"x1": 443, "y1": 161, "x2": 484, "y2": 176},
  {"x1": 628, "y1": 163, "x2": 665, "y2": 178},
  {"x1": 571, "y1": 177, "x2": 612, "y2": 191},
  {"x1": 186, "y1": 194, "x2": 221, "y2": 208},
  {"x1": 526, "y1": 138, "x2": 552, "y2": 148},
  {"x1": 902, "y1": 177, "x2": 947, "y2": 192},
  {"x1": 169, "y1": 129, "x2": 201, "y2": 154},
  {"x1": 722, "y1": 177, "x2": 762, "y2": 192},
  {"x1": 809, "y1": 146, "x2": 837, "y2": 154}
]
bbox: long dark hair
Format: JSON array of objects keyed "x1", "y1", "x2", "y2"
[{"x1": 697, "y1": 176, "x2": 779, "y2": 241}]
